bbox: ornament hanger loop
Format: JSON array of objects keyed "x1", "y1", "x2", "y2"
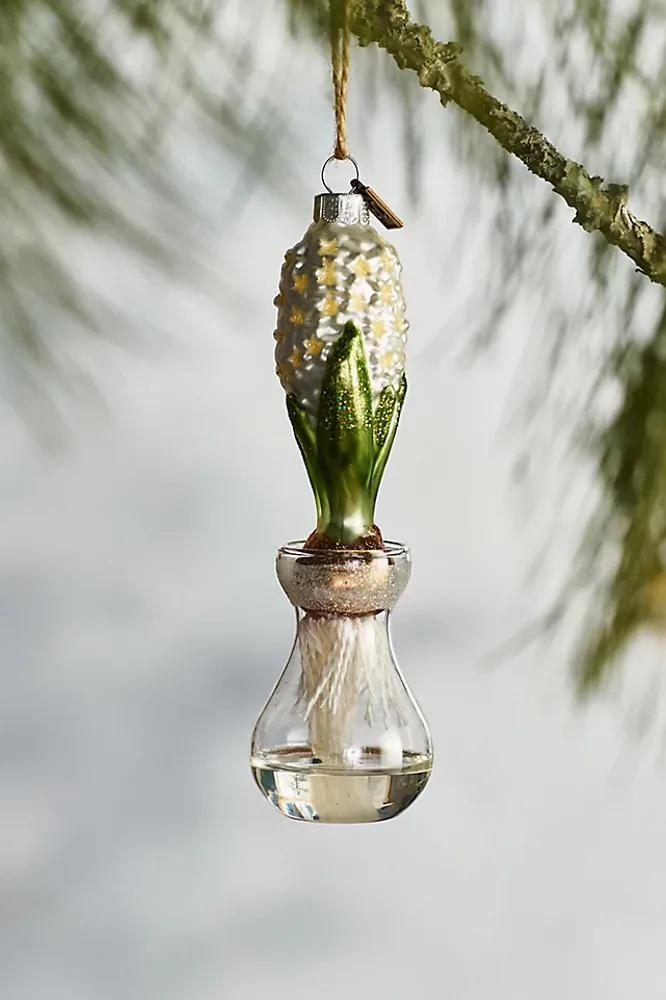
[{"x1": 321, "y1": 154, "x2": 360, "y2": 194}]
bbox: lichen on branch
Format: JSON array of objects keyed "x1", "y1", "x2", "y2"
[{"x1": 350, "y1": 0, "x2": 666, "y2": 288}]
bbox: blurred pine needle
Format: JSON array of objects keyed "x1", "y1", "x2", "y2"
[{"x1": 3, "y1": 0, "x2": 666, "y2": 691}]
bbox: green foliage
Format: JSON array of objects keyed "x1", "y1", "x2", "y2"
[
  {"x1": 575, "y1": 316, "x2": 666, "y2": 690},
  {"x1": 0, "y1": 0, "x2": 297, "y2": 400},
  {"x1": 3, "y1": 0, "x2": 666, "y2": 687}
]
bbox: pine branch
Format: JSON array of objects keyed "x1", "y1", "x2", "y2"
[{"x1": 351, "y1": 0, "x2": 666, "y2": 288}]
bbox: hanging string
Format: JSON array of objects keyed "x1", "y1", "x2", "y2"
[{"x1": 330, "y1": 0, "x2": 350, "y2": 160}]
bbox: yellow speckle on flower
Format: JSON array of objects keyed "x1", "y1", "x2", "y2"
[
  {"x1": 351, "y1": 256, "x2": 371, "y2": 278},
  {"x1": 349, "y1": 294, "x2": 367, "y2": 314},
  {"x1": 381, "y1": 250, "x2": 396, "y2": 269},
  {"x1": 293, "y1": 272, "x2": 308, "y2": 293},
  {"x1": 273, "y1": 292, "x2": 284, "y2": 307},
  {"x1": 381, "y1": 350, "x2": 397, "y2": 371},
  {"x1": 273, "y1": 329, "x2": 285, "y2": 344},
  {"x1": 284, "y1": 250, "x2": 296, "y2": 267},
  {"x1": 371, "y1": 319, "x2": 386, "y2": 339},
  {"x1": 290, "y1": 348, "x2": 304, "y2": 369},
  {"x1": 317, "y1": 260, "x2": 337, "y2": 286},
  {"x1": 304, "y1": 335, "x2": 324, "y2": 357},
  {"x1": 395, "y1": 312, "x2": 407, "y2": 332},
  {"x1": 276, "y1": 361, "x2": 291, "y2": 382},
  {"x1": 378, "y1": 284, "x2": 394, "y2": 305},
  {"x1": 320, "y1": 294, "x2": 338, "y2": 317},
  {"x1": 318, "y1": 239, "x2": 338, "y2": 256},
  {"x1": 290, "y1": 306, "x2": 305, "y2": 325}
]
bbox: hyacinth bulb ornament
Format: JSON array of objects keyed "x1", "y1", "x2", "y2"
[{"x1": 250, "y1": 162, "x2": 433, "y2": 824}]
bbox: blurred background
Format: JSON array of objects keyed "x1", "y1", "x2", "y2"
[{"x1": 3, "y1": 1, "x2": 666, "y2": 997}]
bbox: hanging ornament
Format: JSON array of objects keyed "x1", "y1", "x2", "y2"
[{"x1": 250, "y1": 0, "x2": 433, "y2": 824}]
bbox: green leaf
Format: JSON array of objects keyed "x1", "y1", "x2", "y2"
[
  {"x1": 317, "y1": 321, "x2": 375, "y2": 484},
  {"x1": 374, "y1": 384, "x2": 397, "y2": 450},
  {"x1": 286, "y1": 393, "x2": 327, "y2": 523},
  {"x1": 315, "y1": 321, "x2": 376, "y2": 542},
  {"x1": 370, "y1": 374, "x2": 407, "y2": 503}
]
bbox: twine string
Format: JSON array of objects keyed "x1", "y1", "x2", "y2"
[{"x1": 330, "y1": 0, "x2": 350, "y2": 160}]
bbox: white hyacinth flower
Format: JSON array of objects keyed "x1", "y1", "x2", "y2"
[{"x1": 273, "y1": 193, "x2": 409, "y2": 423}]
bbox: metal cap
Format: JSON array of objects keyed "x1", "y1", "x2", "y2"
[{"x1": 313, "y1": 193, "x2": 370, "y2": 226}]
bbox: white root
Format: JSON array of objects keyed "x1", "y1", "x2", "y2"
[{"x1": 296, "y1": 612, "x2": 404, "y2": 765}]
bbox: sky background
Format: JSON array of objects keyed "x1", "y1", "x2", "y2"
[{"x1": 2, "y1": 2, "x2": 666, "y2": 998}]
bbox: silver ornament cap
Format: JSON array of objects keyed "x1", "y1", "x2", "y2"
[{"x1": 313, "y1": 192, "x2": 370, "y2": 226}]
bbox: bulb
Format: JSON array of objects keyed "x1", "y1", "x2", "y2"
[{"x1": 250, "y1": 542, "x2": 433, "y2": 824}]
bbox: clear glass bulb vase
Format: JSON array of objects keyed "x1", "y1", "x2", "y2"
[{"x1": 251, "y1": 542, "x2": 433, "y2": 824}]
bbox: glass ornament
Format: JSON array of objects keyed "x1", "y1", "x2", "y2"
[
  {"x1": 251, "y1": 543, "x2": 432, "y2": 823},
  {"x1": 252, "y1": 174, "x2": 433, "y2": 824}
]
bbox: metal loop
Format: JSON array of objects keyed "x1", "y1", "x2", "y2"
[{"x1": 320, "y1": 154, "x2": 360, "y2": 194}]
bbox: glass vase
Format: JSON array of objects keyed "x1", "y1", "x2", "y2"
[{"x1": 250, "y1": 541, "x2": 433, "y2": 823}]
